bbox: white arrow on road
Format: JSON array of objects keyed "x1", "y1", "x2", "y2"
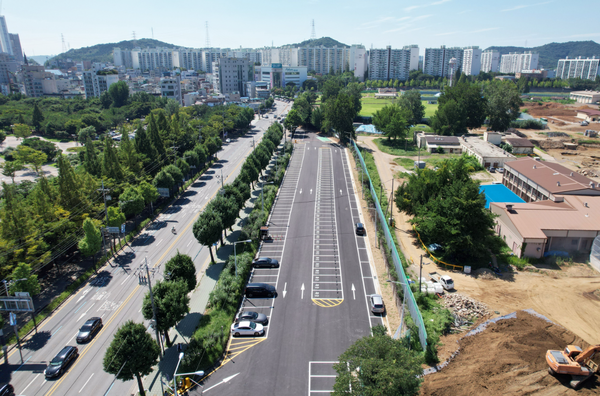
[
  {"x1": 310, "y1": 189, "x2": 313, "y2": 195},
  {"x1": 203, "y1": 373, "x2": 240, "y2": 393},
  {"x1": 77, "y1": 289, "x2": 91, "y2": 303},
  {"x1": 352, "y1": 284, "x2": 356, "y2": 300},
  {"x1": 283, "y1": 282, "x2": 287, "y2": 298},
  {"x1": 301, "y1": 283, "x2": 305, "y2": 299},
  {"x1": 300, "y1": 189, "x2": 302, "y2": 194},
  {"x1": 340, "y1": 189, "x2": 343, "y2": 195},
  {"x1": 78, "y1": 302, "x2": 96, "y2": 321}
]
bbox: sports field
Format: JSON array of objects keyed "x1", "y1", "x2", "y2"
[{"x1": 359, "y1": 94, "x2": 438, "y2": 118}]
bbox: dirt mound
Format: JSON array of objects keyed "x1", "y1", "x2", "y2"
[
  {"x1": 523, "y1": 102, "x2": 577, "y2": 118},
  {"x1": 421, "y1": 310, "x2": 599, "y2": 395},
  {"x1": 530, "y1": 139, "x2": 570, "y2": 149}
]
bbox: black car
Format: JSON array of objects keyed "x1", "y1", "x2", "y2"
[
  {"x1": 355, "y1": 223, "x2": 366, "y2": 236},
  {"x1": 244, "y1": 283, "x2": 277, "y2": 298},
  {"x1": 76, "y1": 317, "x2": 102, "y2": 343},
  {"x1": 252, "y1": 257, "x2": 280, "y2": 268},
  {"x1": 0, "y1": 384, "x2": 14, "y2": 396},
  {"x1": 45, "y1": 346, "x2": 78, "y2": 378},
  {"x1": 236, "y1": 311, "x2": 269, "y2": 325}
]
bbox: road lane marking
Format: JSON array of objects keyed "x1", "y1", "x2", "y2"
[
  {"x1": 282, "y1": 282, "x2": 287, "y2": 298},
  {"x1": 120, "y1": 275, "x2": 130, "y2": 285},
  {"x1": 14, "y1": 355, "x2": 32, "y2": 372},
  {"x1": 51, "y1": 326, "x2": 63, "y2": 337},
  {"x1": 156, "y1": 238, "x2": 163, "y2": 246},
  {"x1": 73, "y1": 302, "x2": 86, "y2": 314},
  {"x1": 77, "y1": 302, "x2": 96, "y2": 321},
  {"x1": 301, "y1": 283, "x2": 305, "y2": 299},
  {"x1": 21, "y1": 373, "x2": 40, "y2": 393},
  {"x1": 79, "y1": 373, "x2": 94, "y2": 393},
  {"x1": 67, "y1": 333, "x2": 77, "y2": 345}
]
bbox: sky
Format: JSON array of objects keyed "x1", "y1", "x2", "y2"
[{"x1": 3, "y1": 0, "x2": 600, "y2": 57}]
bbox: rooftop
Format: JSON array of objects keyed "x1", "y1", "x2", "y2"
[
  {"x1": 491, "y1": 195, "x2": 600, "y2": 239},
  {"x1": 505, "y1": 157, "x2": 599, "y2": 194},
  {"x1": 479, "y1": 184, "x2": 525, "y2": 209},
  {"x1": 461, "y1": 136, "x2": 515, "y2": 158},
  {"x1": 425, "y1": 136, "x2": 460, "y2": 145},
  {"x1": 504, "y1": 138, "x2": 534, "y2": 148},
  {"x1": 577, "y1": 109, "x2": 600, "y2": 116}
]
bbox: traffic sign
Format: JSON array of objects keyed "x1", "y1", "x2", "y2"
[
  {"x1": 157, "y1": 188, "x2": 170, "y2": 197},
  {"x1": 9, "y1": 313, "x2": 16, "y2": 326},
  {"x1": 121, "y1": 224, "x2": 126, "y2": 234},
  {"x1": 107, "y1": 227, "x2": 120, "y2": 233}
]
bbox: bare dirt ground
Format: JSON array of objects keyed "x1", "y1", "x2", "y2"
[{"x1": 354, "y1": 135, "x2": 600, "y2": 395}]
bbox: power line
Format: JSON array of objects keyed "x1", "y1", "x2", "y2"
[{"x1": 205, "y1": 22, "x2": 210, "y2": 48}]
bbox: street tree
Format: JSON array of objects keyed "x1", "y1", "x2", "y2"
[
  {"x1": 107, "y1": 206, "x2": 126, "y2": 228},
  {"x1": 324, "y1": 92, "x2": 356, "y2": 142},
  {"x1": 398, "y1": 89, "x2": 426, "y2": 126},
  {"x1": 138, "y1": 181, "x2": 159, "y2": 206},
  {"x1": 163, "y1": 164, "x2": 184, "y2": 185},
  {"x1": 102, "y1": 137, "x2": 124, "y2": 182},
  {"x1": 183, "y1": 150, "x2": 199, "y2": 170},
  {"x1": 283, "y1": 109, "x2": 301, "y2": 134},
  {"x1": 141, "y1": 279, "x2": 190, "y2": 346},
  {"x1": 175, "y1": 158, "x2": 190, "y2": 177},
  {"x1": 193, "y1": 144, "x2": 208, "y2": 167},
  {"x1": 15, "y1": 146, "x2": 47, "y2": 176},
  {"x1": 9, "y1": 262, "x2": 41, "y2": 296},
  {"x1": 84, "y1": 137, "x2": 101, "y2": 176},
  {"x1": 193, "y1": 209, "x2": 223, "y2": 263},
  {"x1": 223, "y1": 183, "x2": 245, "y2": 211},
  {"x1": 332, "y1": 325, "x2": 423, "y2": 396},
  {"x1": 211, "y1": 195, "x2": 239, "y2": 236},
  {"x1": 103, "y1": 320, "x2": 160, "y2": 396},
  {"x1": 485, "y1": 80, "x2": 523, "y2": 131},
  {"x1": 372, "y1": 104, "x2": 411, "y2": 141},
  {"x1": 32, "y1": 103, "x2": 44, "y2": 131},
  {"x1": 153, "y1": 169, "x2": 175, "y2": 189},
  {"x1": 1, "y1": 160, "x2": 23, "y2": 183},
  {"x1": 291, "y1": 94, "x2": 313, "y2": 124},
  {"x1": 164, "y1": 252, "x2": 197, "y2": 292},
  {"x1": 118, "y1": 129, "x2": 141, "y2": 173},
  {"x1": 108, "y1": 81, "x2": 130, "y2": 108},
  {"x1": 13, "y1": 124, "x2": 31, "y2": 140},
  {"x1": 119, "y1": 186, "x2": 145, "y2": 217},
  {"x1": 78, "y1": 218, "x2": 102, "y2": 265},
  {"x1": 78, "y1": 125, "x2": 96, "y2": 142}
]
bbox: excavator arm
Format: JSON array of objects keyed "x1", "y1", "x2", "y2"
[{"x1": 575, "y1": 345, "x2": 600, "y2": 365}]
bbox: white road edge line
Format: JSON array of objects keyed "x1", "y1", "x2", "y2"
[{"x1": 79, "y1": 373, "x2": 94, "y2": 393}]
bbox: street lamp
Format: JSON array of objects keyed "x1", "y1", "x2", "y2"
[
  {"x1": 386, "y1": 279, "x2": 409, "y2": 340},
  {"x1": 258, "y1": 181, "x2": 274, "y2": 217},
  {"x1": 173, "y1": 352, "x2": 204, "y2": 396},
  {"x1": 234, "y1": 239, "x2": 252, "y2": 277}
]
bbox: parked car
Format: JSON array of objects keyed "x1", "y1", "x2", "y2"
[
  {"x1": 0, "y1": 384, "x2": 14, "y2": 396},
  {"x1": 236, "y1": 311, "x2": 268, "y2": 325},
  {"x1": 231, "y1": 320, "x2": 265, "y2": 337},
  {"x1": 45, "y1": 346, "x2": 78, "y2": 378},
  {"x1": 244, "y1": 283, "x2": 277, "y2": 298},
  {"x1": 252, "y1": 257, "x2": 280, "y2": 268},
  {"x1": 489, "y1": 167, "x2": 496, "y2": 173},
  {"x1": 496, "y1": 167, "x2": 504, "y2": 173},
  {"x1": 76, "y1": 317, "x2": 102, "y2": 343},
  {"x1": 355, "y1": 223, "x2": 366, "y2": 236},
  {"x1": 226, "y1": 138, "x2": 231, "y2": 143},
  {"x1": 369, "y1": 294, "x2": 385, "y2": 314},
  {"x1": 581, "y1": 121, "x2": 589, "y2": 126}
]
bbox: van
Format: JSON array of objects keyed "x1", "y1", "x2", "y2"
[{"x1": 244, "y1": 283, "x2": 277, "y2": 298}]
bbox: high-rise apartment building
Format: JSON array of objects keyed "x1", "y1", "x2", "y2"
[
  {"x1": 294, "y1": 46, "x2": 349, "y2": 75},
  {"x1": 349, "y1": 45, "x2": 367, "y2": 81},
  {"x1": 368, "y1": 45, "x2": 419, "y2": 81},
  {"x1": 423, "y1": 46, "x2": 464, "y2": 78},
  {"x1": 173, "y1": 48, "x2": 204, "y2": 71},
  {"x1": 9, "y1": 34, "x2": 22, "y2": 63},
  {"x1": 213, "y1": 57, "x2": 250, "y2": 96},
  {"x1": 462, "y1": 47, "x2": 481, "y2": 76},
  {"x1": 481, "y1": 50, "x2": 500, "y2": 73},
  {"x1": 556, "y1": 57, "x2": 600, "y2": 80},
  {"x1": 83, "y1": 64, "x2": 119, "y2": 98},
  {"x1": 0, "y1": 16, "x2": 12, "y2": 56},
  {"x1": 131, "y1": 48, "x2": 174, "y2": 71},
  {"x1": 113, "y1": 48, "x2": 133, "y2": 68},
  {"x1": 499, "y1": 52, "x2": 539, "y2": 74}
]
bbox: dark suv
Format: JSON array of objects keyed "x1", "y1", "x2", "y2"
[
  {"x1": 76, "y1": 317, "x2": 102, "y2": 343},
  {"x1": 45, "y1": 346, "x2": 78, "y2": 378},
  {"x1": 244, "y1": 283, "x2": 277, "y2": 298},
  {"x1": 0, "y1": 384, "x2": 14, "y2": 396}
]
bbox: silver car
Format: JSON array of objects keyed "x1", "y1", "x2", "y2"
[
  {"x1": 231, "y1": 321, "x2": 265, "y2": 337},
  {"x1": 369, "y1": 294, "x2": 385, "y2": 314}
]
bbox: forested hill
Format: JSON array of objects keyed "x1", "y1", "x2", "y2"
[
  {"x1": 49, "y1": 39, "x2": 180, "y2": 64},
  {"x1": 283, "y1": 37, "x2": 348, "y2": 48},
  {"x1": 486, "y1": 40, "x2": 600, "y2": 70}
]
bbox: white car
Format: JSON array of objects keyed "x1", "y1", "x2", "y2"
[
  {"x1": 226, "y1": 138, "x2": 231, "y2": 143},
  {"x1": 231, "y1": 320, "x2": 265, "y2": 337}
]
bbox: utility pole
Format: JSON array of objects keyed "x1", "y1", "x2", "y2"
[
  {"x1": 145, "y1": 258, "x2": 163, "y2": 357},
  {"x1": 389, "y1": 178, "x2": 394, "y2": 226},
  {"x1": 98, "y1": 181, "x2": 111, "y2": 256}
]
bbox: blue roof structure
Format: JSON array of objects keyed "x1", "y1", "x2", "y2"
[
  {"x1": 355, "y1": 124, "x2": 382, "y2": 134},
  {"x1": 479, "y1": 184, "x2": 525, "y2": 209}
]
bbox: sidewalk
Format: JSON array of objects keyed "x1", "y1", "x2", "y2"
[{"x1": 139, "y1": 147, "x2": 281, "y2": 396}]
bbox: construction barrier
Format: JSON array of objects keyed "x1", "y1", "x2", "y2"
[
  {"x1": 351, "y1": 140, "x2": 428, "y2": 351},
  {"x1": 413, "y1": 225, "x2": 464, "y2": 271}
]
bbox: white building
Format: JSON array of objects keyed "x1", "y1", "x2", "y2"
[
  {"x1": 462, "y1": 46, "x2": 481, "y2": 76},
  {"x1": 213, "y1": 57, "x2": 250, "y2": 96},
  {"x1": 113, "y1": 48, "x2": 134, "y2": 68},
  {"x1": 481, "y1": 50, "x2": 500, "y2": 73},
  {"x1": 9, "y1": 33, "x2": 22, "y2": 63},
  {"x1": 83, "y1": 64, "x2": 119, "y2": 98},
  {"x1": 499, "y1": 52, "x2": 539, "y2": 74},
  {"x1": 369, "y1": 45, "x2": 419, "y2": 81},
  {"x1": 294, "y1": 46, "x2": 348, "y2": 75},
  {"x1": 0, "y1": 16, "x2": 13, "y2": 55},
  {"x1": 161, "y1": 75, "x2": 182, "y2": 105},
  {"x1": 423, "y1": 46, "x2": 464, "y2": 78},
  {"x1": 257, "y1": 64, "x2": 307, "y2": 88},
  {"x1": 131, "y1": 48, "x2": 174, "y2": 71},
  {"x1": 556, "y1": 57, "x2": 600, "y2": 80},
  {"x1": 349, "y1": 45, "x2": 368, "y2": 81}
]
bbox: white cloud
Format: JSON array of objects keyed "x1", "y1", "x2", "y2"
[
  {"x1": 502, "y1": 1, "x2": 553, "y2": 12},
  {"x1": 404, "y1": 0, "x2": 451, "y2": 12}
]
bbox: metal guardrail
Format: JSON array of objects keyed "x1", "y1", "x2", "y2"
[{"x1": 351, "y1": 140, "x2": 428, "y2": 351}]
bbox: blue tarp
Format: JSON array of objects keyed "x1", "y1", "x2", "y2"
[
  {"x1": 479, "y1": 184, "x2": 525, "y2": 209},
  {"x1": 355, "y1": 124, "x2": 383, "y2": 134}
]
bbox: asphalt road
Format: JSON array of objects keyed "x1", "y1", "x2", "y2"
[
  {"x1": 195, "y1": 130, "x2": 384, "y2": 396},
  {"x1": 0, "y1": 100, "x2": 290, "y2": 396}
]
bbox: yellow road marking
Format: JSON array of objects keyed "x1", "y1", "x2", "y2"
[
  {"x1": 44, "y1": 148, "x2": 251, "y2": 396},
  {"x1": 312, "y1": 298, "x2": 344, "y2": 308}
]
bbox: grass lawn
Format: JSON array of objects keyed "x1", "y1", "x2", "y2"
[
  {"x1": 359, "y1": 94, "x2": 437, "y2": 117},
  {"x1": 374, "y1": 137, "x2": 431, "y2": 157},
  {"x1": 394, "y1": 153, "x2": 461, "y2": 169}
]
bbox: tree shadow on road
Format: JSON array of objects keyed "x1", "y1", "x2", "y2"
[{"x1": 22, "y1": 330, "x2": 52, "y2": 351}]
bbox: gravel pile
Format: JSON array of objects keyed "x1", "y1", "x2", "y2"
[{"x1": 442, "y1": 293, "x2": 490, "y2": 320}]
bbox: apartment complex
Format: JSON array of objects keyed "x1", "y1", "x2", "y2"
[
  {"x1": 499, "y1": 51, "x2": 539, "y2": 73},
  {"x1": 21, "y1": 65, "x2": 51, "y2": 97},
  {"x1": 160, "y1": 75, "x2": 182, "y2": 105},
  {"x1": 83, "y1": 64, "x2": 119, "y2": 98},
  {"x1": 555, "y1": 57, "x2": 600, "y2": 80},
  {"x1": 213, "y1": 57, "x2": 250, "y2": 96},
  {"x1": 481, "y1": 50, "x2": 500, "y2": 73},
  {"x1": 368, "y1": 45, "x2": 419, "y2": 81},
  {"x1": 0, "y1": 16, "x2": 12, "y2": 55},
  {"x1": 423, "y1": 46, "x2": 464, "y2": 78},
  {"x1": 256, "y1": 64, "x2": 307, "y2": 88},
  {"x1": 462, "y1": 47, "x2": 481, "y2": 76},
  {"x1": 296, "y1": 45, "x2": 348, "y2": 75}
]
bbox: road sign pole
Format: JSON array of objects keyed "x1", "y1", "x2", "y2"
[{"x1": 13, "y1": 322, "x2": 23, "y2": 364}]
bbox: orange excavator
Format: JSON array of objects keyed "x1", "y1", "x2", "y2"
[{"x1": 546, "y1": 344, "x2": 600, "y2": 390}]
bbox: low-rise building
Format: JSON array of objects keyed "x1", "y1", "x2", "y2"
[
  {"x1": 503, "y1": 138, "x2": 535, "y2": 154},
  {"x1": 491, "y1": 195, "x2": 600, "y2": 259},
  {"x1": 502, "y1": 157, "x2": 600, "y2": 203},
  {"x1": 416, "y1": 134, "x2": 462, "y2": 154},
  {"x1": 576, "y1": 108, "x2": 600, "y2": 122},
  {"x1": 160, "y1": 75, "x2": 182, "y2": 105},
  {"x1": 515, "y1": 69, "x2": 548, "y2": 79},
  {"x1": 570, "y1": 90, "x2": 600, "y2": 104},
  {"x1": 459, "y1": 136, "x2": 516, "y2": 168}
]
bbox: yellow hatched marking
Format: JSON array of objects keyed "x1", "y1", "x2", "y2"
[
  {"x1": 312, "y1": 298, "x2": 344, "y2": 308},
  {"x1": 201, "y1": 338, "x2": 266, "y2": 381}
]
